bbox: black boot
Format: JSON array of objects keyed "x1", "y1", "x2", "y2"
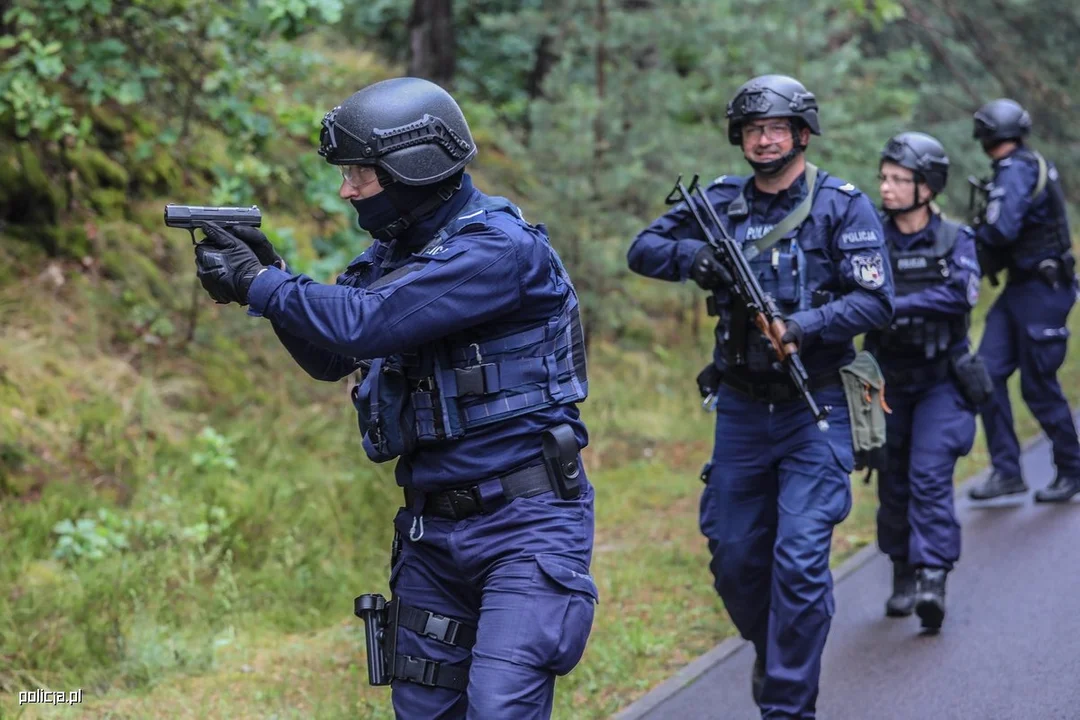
[
  {"x1": 968, "y1": 470, "x2": 1028, "y2": 500},
  {"x1": 751, "y1": 653, "x2": 765, "y2": 705},
  {"x1": 1034, "y1": 475, "x2": 1080, "y2": 503},
  {"x1": 885, "y1": 560, "x2": 916, "y2": 617},
  {"x1": 914, "y1": 567, "x2": 947, "y2": 631}
]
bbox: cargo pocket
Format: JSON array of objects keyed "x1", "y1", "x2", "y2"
[
  {"x1": 1025, "y1": 324, "x2": 1069, "y2": 376},
  {"x1": 518, "y1": 554, "x2": 599, "y2": 676}
]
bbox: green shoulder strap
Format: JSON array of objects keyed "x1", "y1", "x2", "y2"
[
  {"x1": 1031, "y1": 151, "x2": 1047, "y2": 201},
  {"x1": 749, "y1": 163, "x2": 818, "y2": 257}
]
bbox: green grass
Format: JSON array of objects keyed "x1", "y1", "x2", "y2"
[{"x1": 2, "y1": 238, "x2": 1080, "y2": 719}]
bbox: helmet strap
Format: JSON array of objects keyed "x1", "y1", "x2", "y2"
[
  {"x1": 370, "y1": 175, "x2": 463, "y2": 242},
  {"x1": 745, "y1": 119, "x2": 805, "y2": 177},
  {"x1": 882, "y1": 178, "x2": 934, "y2": 217}
]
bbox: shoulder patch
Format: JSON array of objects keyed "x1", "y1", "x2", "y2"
[
  {"x1": 957, "y1": 254, "x2": 980, "y2": 273},
  {"x1": 838, "y1": 182, "x2": 856, "y2": 192},
  {"x1": 838, "y1": 227, "x2": 883, "y2": 251},
  {"x1": 851, "y1": 251, "x2": 886, "y2": 290},
  {"x1": 999, "y1": 158, "x2": 1013, "y2": 168},
  {"x1": 967, "y1": 273, "x2": 980, "y2": 307},
  {"x1": 985, "y1": 199, "x2": 1001, "y2": 224}
]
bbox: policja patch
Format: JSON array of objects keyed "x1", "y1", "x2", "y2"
[
  {"x1": 985, "y1": 199, "x2": 1001, "y2": 225},
  {"x1": 852, "y1": 251, "x2": 886, "y2": 290}
]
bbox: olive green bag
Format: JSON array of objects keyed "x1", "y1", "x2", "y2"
[{"x1": 839, "y1": 351, "x2": 891, "y2": 480}]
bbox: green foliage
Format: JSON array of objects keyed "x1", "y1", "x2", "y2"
[
  {"x1": 0, "y1": 0, "x2": 341, "y2": 142},
  {"x1": 190, "y1": 427, "x2": 239, "y2": 475},
  {"x1": 52, "y1": 509, "x2": 131, "y2": 564},
  {"x1": 2, "y1": 0, "x2": 1080, "y2": 714}
]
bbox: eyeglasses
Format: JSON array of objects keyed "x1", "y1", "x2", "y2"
[
  {"x1": 742, "y1": 122, "x2": 793, "y2": 142},
  {"x1": 340, "y1": 164, "x2": 379, "y2": 189},
  {"x1": 877, "y1": 173, "x2": 915, "y2": 187}
]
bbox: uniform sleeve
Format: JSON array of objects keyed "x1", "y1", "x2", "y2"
[
  {"x1": 267, "y1": 321, "x2": 361, "y2": 381},
  {"x1": 975, "y1": 159, "x2": 1038, "y2": 247},
  {"x1": 894, "y1": 225, "x2": 981, "y2": 319},
  {"x1": 788, "y1": 192, "x2": 895, "y2": 344},
  {"x1": 627, "y1": 195, "x2": 713, "y2": 282},
  {"x1": 246, "y1": 226, "x2": 524, "y2": 360}
]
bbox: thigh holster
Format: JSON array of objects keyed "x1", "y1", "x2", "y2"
[{"x1": 354, "y1": 593, "x2": 477, "y2": 692}]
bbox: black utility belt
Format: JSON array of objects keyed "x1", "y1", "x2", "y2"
[
  {"x1": 721, "y1": 370, "x2": 842, "y2": 405},
  {"x1": 881, "y1": 356, "x2": 951, "y2": 387},
  {"x1": 404, "y1": 425, "x2": 583, "y2": 521},
  {"x1": 1008, "y1": 252, "x2": 1075, "y2": 286}
]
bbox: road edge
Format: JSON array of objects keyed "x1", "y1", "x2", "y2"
[{"x1": 611, "y1": 425, "x2": 1056, "y2": 720}]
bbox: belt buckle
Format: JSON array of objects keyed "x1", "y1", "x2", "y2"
[{"x1": 763, "y1": 382, "x2": 787, "y2": 404}]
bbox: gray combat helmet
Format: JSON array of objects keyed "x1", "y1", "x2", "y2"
[
  {"x1": 319, "y1": 77, "x2": 477, "y2": 185},
  {"x1": 881, "y1": 132, "x2": 950, "y2": 194},
  {"x1": 973, "y1": 99, "x2": 1031, "y2": 144},
  {"x1": 726, "y1": 74, "x2": 822, "y2": 146}
]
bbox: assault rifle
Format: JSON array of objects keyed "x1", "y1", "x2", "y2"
[
  {"x1": 666, "y1": 175, "x2": 830, "y2": 431},
  {"x1": 966, "y1": 176, "x2": 1003, "y2": 287}
]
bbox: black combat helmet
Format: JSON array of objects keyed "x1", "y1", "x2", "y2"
[
  {"x1": 726, "y1": 74, "x2": 821, "y2": 146},
  {"x1": 973, "y1": 98, "x2": 1031, "y2": 144},
  {"x1": 319, "y1": 77, "x2": 477, "y2": 185},
  {"x1": 880, "y1": 132, "x2": 950, "y2": 194}
]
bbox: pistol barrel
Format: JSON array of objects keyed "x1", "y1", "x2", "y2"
[{"x1": 163, "y1": 204, "x2": 262, "y2": 229}]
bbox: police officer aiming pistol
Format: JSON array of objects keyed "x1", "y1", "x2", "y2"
[{"x1": 192, "y1": 77, "x2": 597, "y2": 719}]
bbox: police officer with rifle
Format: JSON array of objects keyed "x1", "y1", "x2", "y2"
[
  {"x1": 965, "y1": 99, "x2": 1080, "y2": 503},
  {"x1": 628, "y1": 75, "x2": 894, "y2": 719}
]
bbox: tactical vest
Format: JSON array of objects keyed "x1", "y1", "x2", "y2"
[
  {"x1": 708, "y1": 175, "x2": 825, "y2": 372},
  {"x1": 871, "y1": 218, "x2": 968, "y2": 360},
  {"x1": 1008, "y1": 149, "x2": 1071, "y2": 265},
  {"x1": 350, "y1": 196, "x2": 588, "y2": 463}
]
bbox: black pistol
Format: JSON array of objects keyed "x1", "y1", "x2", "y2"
[{"x1": 163, "y1": 204, "x2": 262, "y2": 244}]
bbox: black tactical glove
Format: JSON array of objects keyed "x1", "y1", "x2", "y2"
[
  {"x1": 195, "y1": 223, "x2": 266, "y2": 306},
  {"x1": 228, "y1": 224, "x2": 285, "y2": 269},
  {"x1": 690, "y1": 245, "x2": 733, "y2": 291},
  {"x1": 780, "y1": 318, "x2": 804, "y2": 350}
]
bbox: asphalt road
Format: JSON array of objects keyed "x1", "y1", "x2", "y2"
[{"x1": 621, "y1": 411, "x2": 1080, "y2": 720}]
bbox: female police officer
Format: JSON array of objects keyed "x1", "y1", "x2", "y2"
[
  {"x1": 865, "y1": 132, "x2": 983, "y2": 632},
  {"x1": 192, "y1": 77, "x2": 597, "y2": 719}
]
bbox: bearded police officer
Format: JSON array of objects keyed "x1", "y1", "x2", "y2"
[
  {"x1": 193, "y1": 77, "x2": 597, "y2": 719},
  {"x1": 865, "y1": 132, "x2": 985, "y2": 631},
  {"x1": 628, "y1": 75, "x2": 894, "y2": 718},
  {"x1": 965, "y1": 99, "x2": 1080, "y2": 503}
]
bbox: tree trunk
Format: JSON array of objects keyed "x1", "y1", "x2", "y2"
[
  {"x1": 407, "y1": 0, "x2": 456, "y2": 87},
  {"x1": 525, "y1": 32, "x2": 558, "y2": 99}
]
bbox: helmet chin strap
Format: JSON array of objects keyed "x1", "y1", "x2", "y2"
[
  {"x1": 882, "y1": 197, "x2": 933, "y2": 217},
  {"x1": 882, "y1": 176, "x2": 933, "y2": 217},
  {"x1": 369, "y1": 175, "x2": 463, "y2": 242},
  {"x1": 746, "y1": 123, "x2": 805, "y2": 177}
]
